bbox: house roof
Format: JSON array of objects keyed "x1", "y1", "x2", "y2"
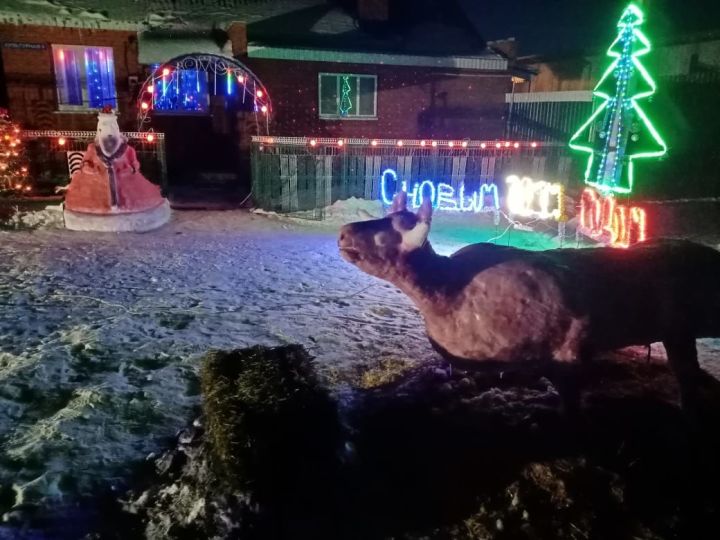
[
  {"x1": 247, "y1": 1, "x2": 492, "y2": 58},
  {"x1": 0, "y1": 0, "x2": 325, "y2": 31},
  {"x1": 244, "y1": 1, "x2": 509, "y2": 70}
]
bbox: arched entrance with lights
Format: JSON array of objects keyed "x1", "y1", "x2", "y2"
[{"x1": 137, "y1": 54, "x2": 271, "y2": 208}]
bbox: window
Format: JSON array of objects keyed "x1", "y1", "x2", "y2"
[
  {"x1": 52, "y1": 45, "x2": 117, "y2": 111},
  {"x1": 319, "y1": 73, "x2": 377, "y2": 119}
]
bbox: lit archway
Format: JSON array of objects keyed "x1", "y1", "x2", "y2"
[{"x1": 136, "y1": 53, "x2": 272, "y2": 135}]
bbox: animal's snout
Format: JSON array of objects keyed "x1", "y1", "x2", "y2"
[
  {"x1": 338, "y1": 224, "x2": 354, "y2": 247},
  {"x1": 338, "y1": 224, "x2": 361, "y2": 263}
]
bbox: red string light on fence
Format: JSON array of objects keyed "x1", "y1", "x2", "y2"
[
  {"x1": 146, "y1": 133, "x2": 155, "y2": 143},
  {"x1": 140, "y1": 102, "x2": 149, "y2": 110},
  {"x1": 257, "y1": 138, "x2": 546, "y2": 148},
  {"x1": 310, "y1": 139, "x2": 317, "y2": 147},
  {"x1": 58, "y1": 137, "x2": 66, "y2": 146},
  {"x1": 261, "y1": 105, "x2": 268, "y2": 113}
]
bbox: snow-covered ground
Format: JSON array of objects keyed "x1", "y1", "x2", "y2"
[{"x1": 0, "y1": 202, "x2": 718, "y2": 523}]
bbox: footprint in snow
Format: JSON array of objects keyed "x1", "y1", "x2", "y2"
[{"x1": 368, "y1": 306, "x2": 396, "y2": 318}]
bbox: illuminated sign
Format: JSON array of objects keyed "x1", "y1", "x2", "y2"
[
  {"x1": 506, "y1": 175, "x2": 565, "y2": 221},
  {"x1": 380, "y1": 168, "x2": 499, "y2": 212},
  {"x1": 579, "y1": 188, "x2": 647, "y2": 248}
]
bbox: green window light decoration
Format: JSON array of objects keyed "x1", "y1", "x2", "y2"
[
  {"x1": 339, "y1": 75, "x2": 353, "y2": 117},
  {"x1": 569, "y1": 3, "x2": 667, "y2": 195}
]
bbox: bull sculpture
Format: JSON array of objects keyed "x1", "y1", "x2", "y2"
[{"x1": 339, "y1": 192, "x2": 720, "y2": 412}]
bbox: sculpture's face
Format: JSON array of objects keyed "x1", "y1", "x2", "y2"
[
  {"x1": 95, "y1": 113, "x2": 124, "y2": 157},
  {"x1": 338, "y1": 192, "x2": 432, "y2": 280}
]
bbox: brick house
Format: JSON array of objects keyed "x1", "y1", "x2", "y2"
[{"x1": 0, "y1": 0, "x2": 524, "y2": 205}]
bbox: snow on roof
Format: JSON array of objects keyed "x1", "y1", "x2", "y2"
[
  {"x1": 0, "y1": 0, "x2": 326, "y2": 31},
  {"x1": 138, "y1": 32, "x2": 233, "y2": 64}
]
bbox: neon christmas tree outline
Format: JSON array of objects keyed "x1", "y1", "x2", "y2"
[
  {"x1": 339, "y1": 75, "x2": 353, "y2": 116},
  {"x1": 569, "y1": 3, "x2": 667, "y2": 194}
]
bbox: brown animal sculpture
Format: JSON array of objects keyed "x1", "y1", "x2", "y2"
[{"x1": 338, "y1": 191, "x2": 720, "y2": 412}]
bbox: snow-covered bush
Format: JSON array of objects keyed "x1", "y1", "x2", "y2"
[{"x1": 0, "y1": 204, "x2": 64, "y2": 230}]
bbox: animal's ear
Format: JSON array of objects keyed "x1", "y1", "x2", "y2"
[
  {"x1": 416, "y1": 196, "x2": 433, "y2": 224},
  {"x1": 390, "y1": 191, "x2": 407, "y2": 213}
]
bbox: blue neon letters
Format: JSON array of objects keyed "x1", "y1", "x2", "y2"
[{"x1": 380, "y1": 168, "x2": 499, "y2": 212}]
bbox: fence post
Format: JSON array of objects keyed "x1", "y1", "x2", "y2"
[{"x1": 157, "y1": 138, "x2": 168, "y2": 196}]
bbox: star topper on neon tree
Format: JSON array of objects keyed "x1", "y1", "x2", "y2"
[{"x1": 569, "y1": 3, "x2": 667, "y2": 195}]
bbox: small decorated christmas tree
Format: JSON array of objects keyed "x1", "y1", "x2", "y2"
[
  {"x1": 569, "y1": 3, "x2": 667, "y2": 194},
  {"x1": 339, "y1": 75, "x2": 353, "y2": 116},
  {"x1": 0, "y1": 109, "x2": 29, "y2": 195}
]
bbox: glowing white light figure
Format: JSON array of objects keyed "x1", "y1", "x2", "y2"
[{"x1": 506, "y1": 175, "x2": 564, "y2": 220}]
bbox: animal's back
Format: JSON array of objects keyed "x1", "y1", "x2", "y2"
[
  {"x1": 543, "y1": 240, "x2": 720, "y2": 345},
  {"x1": 437, "y1": 239, "x2": 720, "y2": 360}
]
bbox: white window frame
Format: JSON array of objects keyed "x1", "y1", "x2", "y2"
[
  {"x1": 318, "y1": 73, "x2": 377, "y2": 120},
  {"x1": 51, "y1": 44, "x2": 117, "y2": 112}
]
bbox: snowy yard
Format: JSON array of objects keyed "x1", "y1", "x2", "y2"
[{"x1": 1, "y1": 204, "x2": 719, "y2": 523}]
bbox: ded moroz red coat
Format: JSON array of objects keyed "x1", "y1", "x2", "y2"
[{"x1": 65, "y1": 142, "x2": 164, "y2": 214}]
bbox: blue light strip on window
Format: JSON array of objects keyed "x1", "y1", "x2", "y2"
[{"x1": 83, "y1": 47, "x2": 116, "y2": 108}]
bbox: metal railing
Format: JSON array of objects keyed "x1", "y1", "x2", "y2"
[
  {"x1": 20, "y1": 130, "x2": 167, "y2": 196},
  {"x1": 251, "y1": 136, "x2": 580, "y2": 218}
]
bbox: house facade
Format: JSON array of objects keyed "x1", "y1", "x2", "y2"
[
  {"x1": 0, "y1": 24, "x2": 140, "y2": 131},
  {"x1": 0, "y1": 0, "x2": 532, "y2": 207},
  {"x1": 0, "y1": 0, "x2": 517, "y2": 136}
]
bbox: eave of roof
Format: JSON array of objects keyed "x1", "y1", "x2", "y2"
[{"x1": 247, "y1": 45, "x2": 508, "y2": 71}]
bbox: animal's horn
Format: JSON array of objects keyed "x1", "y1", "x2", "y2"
[
  {"x1": 417, "y1": 196, "x2": 433, "y2": 223},
  {"x1": 390, "y1": 191, "x2": 408, "y2": 213}
]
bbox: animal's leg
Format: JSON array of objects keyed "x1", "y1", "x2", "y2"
[
  {"x1": 551, "y1": 363, "x2": 582, "y2": 420},
  {"x1": 663, "y1": 336, "x2": 701, "y2": 412},
  {"x1": 552, "y1": 344, "x2": 596, "y2": 419}
]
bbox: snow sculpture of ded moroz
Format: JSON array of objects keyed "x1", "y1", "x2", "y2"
[
  {"x1": 63, "y1": 106, "x2": 170, "y2": 232},
  {"x1": 339, "y1": 192, "x2": 720, "y2": 411}
]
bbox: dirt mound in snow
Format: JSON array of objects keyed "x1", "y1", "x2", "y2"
[{"x1": 110, "y1": 346, "x2": 720, "y2": 539}]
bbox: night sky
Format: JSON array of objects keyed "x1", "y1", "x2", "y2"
[{"x1": 458, "y1": 0, "x2": 720, "y2": 56}]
